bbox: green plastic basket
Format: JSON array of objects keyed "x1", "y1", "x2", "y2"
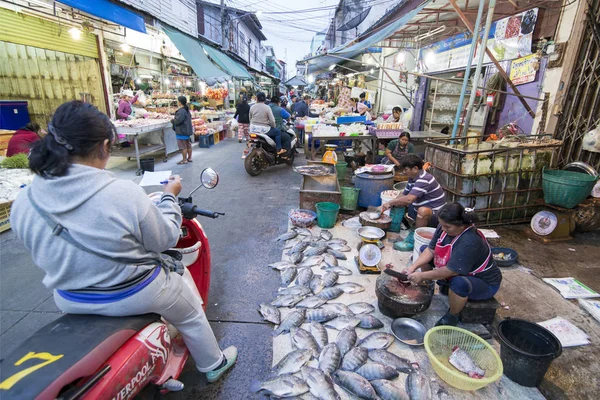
[
  {"x1": 542, "y1": 169, "x2": 598, "y2": 209},
  {"x1": 336, "y1": 162, "x2": 348, "y2": 180},
  {"x1": 340, "y1": 187, "x2": 360, "y2": 210},
  {"x1": 315, "y1": 202, "x2": 340, "y2": 228}
]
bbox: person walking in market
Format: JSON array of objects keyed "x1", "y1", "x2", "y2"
[
  {"x1": 10, "y1": 100, "x2": 238, "y2": 383},
  {"x1": 172, "y1": 96, "x2": 194, "y2": 164},
  {"x1": 382, "y1": 154, "x2": 446, "y2": 251},
  {"x1": 249, "y1": 92, "x2": 285, "y2": 155},
  {"x1": 234, "y1": 96, "x2": 251, "y2": 143},
  {"x1": 116, "y1": 89, "x2": 142, "y2": 120},
  {"x1": 400, "y1": 203, "x2": 502, "y2": 326}
]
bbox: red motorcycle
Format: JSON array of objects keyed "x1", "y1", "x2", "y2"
[{"x1": 0, "y1": 168, "x2": 224, "y2": 400}]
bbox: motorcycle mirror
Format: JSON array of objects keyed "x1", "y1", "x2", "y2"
[{"x1": 201, "y1": 168, "x2": 219, "y2": 189}]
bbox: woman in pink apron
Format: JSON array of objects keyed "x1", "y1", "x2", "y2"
[{"x1": 400, "y1": 203, "x2": 502, "y2": 326}]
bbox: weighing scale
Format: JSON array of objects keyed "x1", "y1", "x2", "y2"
[
  {"x1": 524, "y1": 207, "x2": 576, "y2": 243},
  {"x1": 355, "y1": 227, "x2": 385, "y2": 274},
  {"x1": 322, "y1": 144, "x2": 338, "y2": 165}
]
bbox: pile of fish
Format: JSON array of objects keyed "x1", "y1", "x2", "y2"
[
  {"x1": 293, "y1": 165, "x2": 334, "y2": 176},
  {"x1": 254, "y1": 226, "x2": 432, "y2": 400}
]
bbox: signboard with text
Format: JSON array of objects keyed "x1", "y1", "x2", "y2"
[{"x1": 509, "y1": 54, "x2": 540, "y2": 85}]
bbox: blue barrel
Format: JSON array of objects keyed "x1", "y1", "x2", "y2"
[{"x1": 354, "y1": 173, "x2": 394, "y2": 208}]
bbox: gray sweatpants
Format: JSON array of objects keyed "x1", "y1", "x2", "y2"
[{"x1": 54, "y1": 268, "x2": 223, "y2": 372}]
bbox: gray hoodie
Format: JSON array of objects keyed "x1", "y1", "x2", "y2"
[{"x1": 10, "y1": 164, "x2": 182, "y2": 290}]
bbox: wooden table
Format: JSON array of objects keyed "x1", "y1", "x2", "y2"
[{"x1": 309, "y1": 134, "x2": 377, "y2": 161}]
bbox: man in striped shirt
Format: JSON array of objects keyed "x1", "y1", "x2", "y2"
[{"x1": 382, "y1": 154, "x2": 447, "y2": 251}]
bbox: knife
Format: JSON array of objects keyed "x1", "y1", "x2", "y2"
[{"x1": 383, "y1": 269, "x2": 410, "y2": 282}]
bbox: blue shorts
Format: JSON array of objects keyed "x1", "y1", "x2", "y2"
[
  {"x1": 439, "y1": 276, "x2": 499, "y2": 300},
  {"x1": 407, "y1": 204, "x2": 438, "y2": 227}
]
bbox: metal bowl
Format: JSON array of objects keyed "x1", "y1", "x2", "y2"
[
  {"x1": 391, "y1": 318, "x2": 427, "y2": 346},
  {"x1": 491, "y1": 247, "x2": 519, "y2": 267},
  {"x1": 357, "y1": 226, "x2": 386, "y2": 241},
  {"x1": 564, "y1": 161, "x2": 598, "y2": 177}
]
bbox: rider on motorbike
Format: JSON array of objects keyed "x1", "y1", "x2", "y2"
[
  {"x1": 268, "y1": 95, "x2": 292, "y2": 153},
  {"x1": 9, "y1": 101, "x2": 237, "y2": 383},
  {"x1": 249, "y1": 92, "x2": 285, "y2": 155}
]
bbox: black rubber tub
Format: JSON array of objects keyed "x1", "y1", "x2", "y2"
[{"x1": 497, "y1": 318, "x2": 562, "y2": 387}]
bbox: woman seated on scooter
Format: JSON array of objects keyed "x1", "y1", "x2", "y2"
[
  {"x1": 9, "y1": 101, "x2": 237, "y2": 383},
  {"x1": 249, "y1": 91, "x2": 286, "y2": 155},
  {"x1": 400, "y1": 203, "x2": 502, "y2": 327}
]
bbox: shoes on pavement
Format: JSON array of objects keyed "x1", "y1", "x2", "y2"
[
  {"x1": 205, "y1": 346, "x2": 238, "y2": 383},
  {"x1": 435, "y1": 310, "x2": 460, "y2": 327},
  {"x1": 393, "y1": 230, "x2": 414, "y2": 252}
]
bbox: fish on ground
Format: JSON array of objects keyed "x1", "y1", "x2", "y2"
[
  {"x1": 358, "y1": 332, "x2": 395, "y2": 350},
  {"x1": 328, "y1": 244, "x2": 352, "y2": 252},
  {"x1": 273, "y1": 309, "x2": 306, "y2": 336},
  {"x1": 348, "y1": 302, "x2": 375, "y2": 315},
  {"x1": 301, "y1": 366, "x2": 340, "y2": 400},
  {"x1": 322, "y1": 271, "x2": 339, "y2": 287},
  {"x1": 304, "y1": 244, "x2": 329, "y2": 257},
  {"x1": 322, "y1": 303, "x2": 354, "y2": 317},
  {"x1": 406, "y1": 367, "x2": 432, "y2": 400},
  {"x1": 258, "y1": 303, "x2": 280, "y2": 324},
  {"x1": 368, "y1": 350, "x2": 414, "y2": 374},
  {"x1": 340, "y1": 346, "x2": 369, "y2": 371},
  {"x1": 290, "y1": 251, "x2": 304, "y2": 265},
  {"x1": 327, "y1": 238, "x2": 347, "y2": 246},
  {"x1": 300, "y1": 255, "x2": 325, "y2": 268},
  {"x1": 371, "y1": 379, "x2": 409, "y2": 400},
  {"x1": 288, "y1": 241, "x2": 311, "y2": 255},
  {"x1": 306, "y1": 308, "x2": 339, "y2": 323},
  {"x1": 296, "y1": 268, "x2": 314, "y2": 287},
  {"x1": 326, "y1": 248, "x2": 347, "y2": 260},
  {"x1": 357, "y1": 314, "x2": 384, "y2": 329},
  {"x1": 318, "y1": 287, "x2": 344, "y2": 300},
  {"x1": 281, "y1": 267, "x2": 298, "y2": 287},
  {"x1": 272, "y1": 349, "x2": 313, "y2": 375},
  {"x1": 355, "y1": 362, "x2": 400, "y2": 381},
  {"x1": 276, "y1": 231, "x2": 299, "y2": 242},
  {"x1": 320, "y1": 265, "x2": 353, "y2": 276},
  {"x1": 336, "y1": 327, "x2": 358, "y2": 357},
  {"x1": 319, "y1": 230, "x2": 333, "y2": 241},
  {"x1": 269, "y1": 261, "x2": 297, "y2": 270},
  {"x1": 332, "y1": 370, "x2": 377, "y2": 400},
  {"x1": 309, "y1": 275, "x2": 325, "y2": 295},
  {"x1": 249, "y1": 374, "x2": 309, "y2": 397},
  {"x1": 318, "y1": 343, "x2": 341, "y2": 376},
  {"x1": 323, "y1": 253, "x2": 339, "y2": 267},
  {"x1": 278, "y1": 286, "x2": 313, "y2": 297},
  {"x1": 309, "y1": 321, "x2": 328, "y2": 351},
  {"x1": 293, "y1": 227, "x2": 313, "y2": 236},
  {"x1": 285, "y1": 238, "x2": 302, "y2": 250},
  {"x1": 296, "y1": 296, "x2": 328, "y2": 309},
  {"x1": 271, "y1": 294, "x2": 305, "y2": 308},
  {"x1": 291, "y1": 327, "x2": 320, "y2": 357},
  {"x1": 324, "y1": 316, "x2": 360, "y2": 331},
  {"x1": 335, "y1": 282, "x2": 365, "y2": 294}
]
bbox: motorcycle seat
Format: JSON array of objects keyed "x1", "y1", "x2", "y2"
[
  {"x1": 0, "y1": 313, "x2": 160, "y2": 399},
  {"x1": 255, "y1": 132, "x2": 276, "y2": 148}
]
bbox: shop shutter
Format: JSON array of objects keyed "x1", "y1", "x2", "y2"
[{"x1": 0, "y1": 8, "x2": 98, "y2": 58}]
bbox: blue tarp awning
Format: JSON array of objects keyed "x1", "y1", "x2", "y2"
[
  {"x1": 162, "y1": 26, "x2": 229, "y2": 80},
  {"x1": 58, "y1": 0, "x2": 146, "y2": 33},
  {"x1": 201, "y1": 45, "x2": 253, "y2": 80},
  {"x1": 305, "y1": 0, "x2": 430, "y2": 73}
]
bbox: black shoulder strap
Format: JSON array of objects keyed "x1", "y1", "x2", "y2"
[{"x1": 27, "y1": 189, "x2": 158, "y2": 265}]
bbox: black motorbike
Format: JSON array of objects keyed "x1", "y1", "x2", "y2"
[{"x1": 244, "y1": 124, "x2": 298, "y2": 176}]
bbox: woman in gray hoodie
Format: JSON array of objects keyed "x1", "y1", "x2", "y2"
[{"x1": 10, "y1": 101, "x2": 237, "y2": 383}]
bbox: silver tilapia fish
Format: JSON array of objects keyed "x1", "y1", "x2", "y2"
[
  {"x1": 300, "y1": 255, "x2": 325, "y2": 268},
  {"x1": 258, "y1": 302, "x2": 281, "y2": 324},
  {"x1": 371, "y1": 379, "x2": 409, "y2": 400},
  {"x1": 335, "y1": 282, "x2": 365, "y2": 294},
  {"x1": 304, "y1": 244, "x2": 329, "y2": 257},
  {"x1": 319, "y1": 230, "x2": 333, "y2": 241},
  {"x1": 301, "y1": 366, "x2": 340, "y2": 400},
  {"x1": 341, "y1": 346, "x2": 369, "y2": 371},
  {"x1": 322, "y1": 302, "x2": 354, "y2": 317},
  {"x1": 320, "y1": 265, "x2": 353, "y2": 276},
  {"x1": 250, "y1": 374, "x2": 309, "y2": 397},
  {"x1": 323, "y1": 253, "x2": 339, "y2": 267},
  {"x1": 355, "y1": 362, "x2": 400, "y2": 380},
  {"x1": 318, "y1": 343, "x2": 341, "y2": 375},
  {"x1": 285, "y1": 238, "x2": 302, "y2": 250},
  {"x1": 328, "y1": 244, "x2": 352, "y2": 252},
  {"x1": 348, "y1": 302, "x2": 375, "y2": 315},
  {"x1": 333, "y1": 370, "x2": 377, "y2": 400},
  {"x1": 294, "y1": 227, "x2": 313, "y2": 236},
  {"x1": 296, "y1": 268, "x2": 314, "y2": 287},
  {"x1": 288, "y1": 241, "x2": 311, "y2": 255},
  {"x1": 327, "y1": 238, "x2": 347, "y2": 246},
  {"x1": 326, "y1": 248, "x2": 347, "y2": 260},
  {"x1": 291, "y1": 327, "x2": 320, "y2": 357},
  {"x1": 269, "y1": 261, "x2": 297, "y2": 270},
  {"x1": 322, "y1": 271, "x2": 339, "y2": 288},
  {"x1": 324, "y1": 316, "x2": 360, "y2": 331},
  {"x1": 336, "y1": 327, "x2": 358, "y2": 357},
  {"x1": 276, "y1": 231, "x2": 298, "y2": 242},
  {"x1": 271, "y1": 294, "x2": 305, "y2": 308},
  {"x1": 357, "y1": 314, "x2": 384, "y2": 329},
  {"x1": 296, "y1": 296, "x2": 328, "y2": 309},
  {"x1": 309, "y1": 321, "x2": 328, "y2": 351},
  {"x1": 309, "y1": 275, "x2": 325, "y2": 295},
  {"x1": 274, "y1": 309, "x2": 306, "y2": 336},
  {"x1": 406, "y1": 367, "x2": 431, "y2": 400},
  {"x1": 317, "y1": 287, "x2": 344, "y2": 300},
  {"x1": 278, "y1": 286, "x2": 313, "y2": 297},
  {"x1": 272, "y1": 349, "x2": 313, "y2": 375},
  {"x1": 306, "y1": 308, "x2": 338, "y2": 323},
  {"x1": 368, "y1": 350, "x2": 414, "y2": 373},
  {"x1": 290, "y1": 251, "x2": 304, "y2": 265},
  {"x1": 281, "y1": 267, "x2": 298, "y2": 287},
  {"x1": 358, "y1": 332, "x2": 395, "y2": 350}
]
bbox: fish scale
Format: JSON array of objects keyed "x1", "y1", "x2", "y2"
[
  {"x1": 368, "y1": 350, "x2": 414, "y2": 374},
  {"x1": 333, "y1": 370, "x2": 377, "y2": 400},
  {"x1": 324, "y1": 316, "x2": 360, "y2": 330},
  {"x1": 273, "y1": 309, "x2": 305, "y2": 336},
  {"x1": 335, "y1": 282, "x2": 365, "y2": 294},
  {"x1": 276, "y1": 231, "x2": 298, "y2": 242},
  {"x1": 371, "y1": 379, "x2": 409, "y2": 400},
  {"x1": 326, "y1": 248, "x2": 348, "y2": 260},
  {"x1": 306, "y1": 308, "x2": 338, "y2": 323},
  {"x1": 357, "y1": 314, "x2": 384, "y2": 329},
  {"x1": 406, "y1": 368, "x2": 432, "y2": 400},
  {"x1": 295, "y1": 295, "x2": 327, "y2": 309},
  {"x1": 323, "y1": 253, "x2": 338, "y2": 267},
  {"x1": 280, "y1": 267, "x2": 297, "y2": 287},
  {"x1": 317, "y1": 287, "x2": 344, "y2": 300},
  {"x1": 341, "y1": 346, "x2": 369, "y2": 371},
  {"x1": 272, "y1": 349, "x2": 313, "y2": 375},
  {"x1": 348, "y1": 302, "x2": 375, "y2": 315},
  {"x1": 309, "y1": 321, "x2": 328, "y2": 351},
  {"x1": 358, "y1": 332, "x2": 395, "y2": 350},
  {"x1": 258, "y1": 303, "x2": 280, "y2": 324},
  {"x1": 249, "y1": 374, "x2": 309, "y2": 397},
  {"x1": 290, "y1": 327, "x2": 320, "y2": 357},
  {"x1": 336, "y1": 327, "x2": 358, "y2": 357},
  {"x1": 322, "y1": 271, "x2": 339, "y2": 288},
  {"x1": 322, "y1": 303, "x2": 354, "y2": 317},
  {"x1": 309, "y1": 275, "x2": 325, "y2": 295},
  {"x1": 301, "y1": 366, "x2": 339, "y2": 400},
  {"x1": 318, "y1": 343, "x2": 341, "y2": 376},
  {"x1": 355, "y1": 362, "x2": 400, "y2": 381},
  {"x1": 304, "y1": 244, "x2": 328, "y2": 257},
  {"x1": 320, "y1": 265, "x2": 353, "y2": 276},
  {"x1": 271, "y1": 294, "x2": 305, "y2": 308},
  {"x1": 296, "y1": 268, "x2": 314, "y2": 287}
]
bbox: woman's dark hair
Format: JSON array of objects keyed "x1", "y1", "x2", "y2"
[
  {"x1": 29, "y1": 101, "x2": 116, "y2": 178},
  {"x1": 178, "y1": 96, "x2": 189, "y2": 112},
  {"x1": 242, "y1": 96, "x2": 248, "y2": 104},
  {"x1": 438, "y1": 203, "x2": 479, "y2": 226},
  {"x1": 399, "y1": 131, "x2": 411, "y2": 141},
  {"x1": 350, "y1": 97, "x2": 359, "y2": 103},
  {"x1": 21, "y1": 122, "x2": 41, "y2": 133},
  {"x1": 270, "y1": 95, "x2": 280, "y2": 104},
  {"x1": 392, "y1": 106, "x2": 402, "y2": 114},
  {"x1": 399, "y1": 154, "x2": 423, "y2": 169},
  {"x1": 360, "y1": 92, "x2": 366, "y2": 99},
  {"x1": 256, "y1": 92, "x2": 266, "y2": 102}
]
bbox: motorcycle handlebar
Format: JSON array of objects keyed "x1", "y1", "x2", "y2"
[{"x1": 180, "y1": 203, "x2": 224, "y2": 219}]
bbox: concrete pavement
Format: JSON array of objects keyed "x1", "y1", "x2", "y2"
[{"x1": 0, "y1": 139, "x2": 300, "y2": 399}]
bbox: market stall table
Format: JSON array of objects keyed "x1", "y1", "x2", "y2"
[{"x1": 309, "y1": 135, "x2": 377, "y2": 161}]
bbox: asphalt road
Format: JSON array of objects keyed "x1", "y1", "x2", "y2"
[{"x1": 0, "y1": 139, "x2": 300, "y2": 399}]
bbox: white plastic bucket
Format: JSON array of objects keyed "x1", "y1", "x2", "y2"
[
  {"x1": 380, "y1": 190, "x2": 400, "y2": 216},
  {"x1": 413, "y1": 227, "x2": 437, "y2": 262}
]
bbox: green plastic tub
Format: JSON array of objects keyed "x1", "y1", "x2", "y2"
[
  {"x1": 336, "y1": 162, "x2": 348, "y2": 180},
  {"x1": 340, "y1": 187, "x2": 360, "y2": 211},
  {"x1": 315, "y1": 202, "x2": 340, "y2": 228}
]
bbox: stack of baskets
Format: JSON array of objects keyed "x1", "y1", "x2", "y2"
[{"x1": 542, "y1": 169, "x2": 598, "y2": 209}]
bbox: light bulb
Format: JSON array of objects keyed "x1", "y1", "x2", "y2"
[
  {"x1": 396, "y1": 51, "x2": 406, "y2": 64},
  {"x1": 164, "y1": 78, "x2": 170, "y2": 84},
  {"x1": 69, "y1": 27, "x2": 82, "y2": 40}
]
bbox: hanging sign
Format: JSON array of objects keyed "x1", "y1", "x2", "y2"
[{"x1": 509, "y1": 54, "x2": 540, "y2": 85}]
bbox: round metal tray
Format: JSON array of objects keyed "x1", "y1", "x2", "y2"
[
  {"x1": 357, "y1": 226, "x2": 386, "y2": 240},
  {"x1": 391, "y1": 318, "x2": 427, "y2": 346}
]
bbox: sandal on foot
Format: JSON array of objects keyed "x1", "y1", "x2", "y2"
[
  {"x1": 187, "y1": 159, "x2": 193, "y2": 162},
  {"x1": 177, "y1": 160, "x2": 188, "y2": 165}
]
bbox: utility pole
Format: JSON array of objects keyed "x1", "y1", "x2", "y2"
[{"x1": 220, "y1": 0, "x2": 227, "y2": 50}]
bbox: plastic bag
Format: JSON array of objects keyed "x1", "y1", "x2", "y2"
[
  {"x1": 582, "y1": 126, "x2": 600, "y2": 153},
  {"x1": 400, "y1": 107, "x2": 413, "y2": 129},
  {"x1": 228, "y1": 118, "x2": 239, "y2": 131},
  {"x1": 136, "y1": 92, "x2": 148, "y2": 107}
]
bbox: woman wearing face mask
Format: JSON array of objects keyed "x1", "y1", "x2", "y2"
[
  {"x1": 9, "y1": 101, "x2": 238, "y2": 383},
  {"x1": 399, "y1": 203, "x2": 502, "y2": 326},
  {"x1": 172, "y1": 96, "x2": 194, "y2": 164}
]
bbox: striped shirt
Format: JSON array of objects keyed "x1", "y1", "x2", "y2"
[{"x1": 403, "y1": 171, "x2": 446, "y2": 211}]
